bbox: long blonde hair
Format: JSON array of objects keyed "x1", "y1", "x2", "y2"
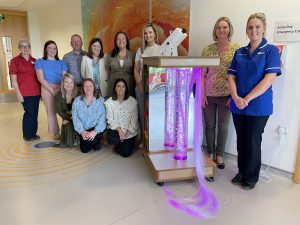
[
  {"x1": 60, "y1": 73, "x2": 77, "y2": 99},
  {"x1": 141, "y1": 23, "x2": 159, "y2": 54}
]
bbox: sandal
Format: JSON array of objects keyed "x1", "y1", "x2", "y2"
[
  {"x1": 214, "y1": 156, "x2": 225, "y2": 169},
  {"x1": 54, "y1": 133, "x2": 61, "y2": 140}
]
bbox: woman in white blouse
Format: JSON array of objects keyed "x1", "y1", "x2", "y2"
[
  {"x1": 134, "y1": 23, "x2": 161, "y2": 148},
  {"x1": 134, "y1": 23, "x2": 160, "y2": 94},
  {"x1": 105, "y1": 78, "x2": 139, "y2": 157},
  {"x1": 81, "y1": 38, "x2": 108, "y2": 98}
]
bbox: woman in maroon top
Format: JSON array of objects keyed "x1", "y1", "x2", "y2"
[{"x1": 9, "y1": 40, "x2": 41, "y2": 141}]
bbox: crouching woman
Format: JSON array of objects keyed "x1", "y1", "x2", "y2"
[
  {"x1": 72, "y1": 78, "x2": 106, "y2": 153},
  {"x1": 105, "y1": 78, "x2": 139, "y2": 157}
]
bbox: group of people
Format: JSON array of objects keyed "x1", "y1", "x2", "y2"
[
  {"x1": 9, "y1": 23, "x2": 160, "y2": 157},
  {"x1": 9, "y1": 12, "x2": 281, "y2": 189}
]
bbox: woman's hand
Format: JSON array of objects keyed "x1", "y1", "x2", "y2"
[
  {"x1": 117, "y1": 129, "x2": 126, "y2": 142},
  {"x1": 86, "y1": 130, "x2": 97, "y2": 141},
  {"x1": 16, "y1": 92, "x2": 24, "y2": 103},
  {"x1": 81, "y1": 131, "x2": 88, "y2": 140},
  {"x1": 62, "y1": 120, "x2": 69, "y2": 125},
  {"x1": 201, "y1": 95, "x2": 208, "y2": 108},
  {"x1": 125, "y1": 130, "x2": 130, "y2": 138},
  {"x1": 49, "y1": 87, "x2": 56, "y2": 96},
  {"x1": 53, "y1": 88, "x2": 60, "y2": 96},
  {"x1": 233, "y1": 96, "x2": 248, "y2": 110}
]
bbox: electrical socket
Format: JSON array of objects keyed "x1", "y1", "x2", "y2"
[{"x1": 278, "y1": 126, "x2": 288, "y2": 134}]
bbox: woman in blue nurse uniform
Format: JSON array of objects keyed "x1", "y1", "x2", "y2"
[{"x1": 228, "y1": 12, "x2": 281, "y2": 190}]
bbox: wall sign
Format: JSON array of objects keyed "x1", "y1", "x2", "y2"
[{"x1": 274, "y1": 19, "x2": 300, "y2": 43}]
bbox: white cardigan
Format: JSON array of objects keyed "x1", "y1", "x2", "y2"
[{"x1": 81, "y1": 55, "x2": 108, "y2": 97}]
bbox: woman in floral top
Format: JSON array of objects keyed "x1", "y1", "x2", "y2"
[{"x1": 201, "y1": 17, "x2": 240, "y2": 169}]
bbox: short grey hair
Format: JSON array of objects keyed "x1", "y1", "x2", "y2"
[{"x1": 18, "y1": 39, "x2": 31, "y2": 48}]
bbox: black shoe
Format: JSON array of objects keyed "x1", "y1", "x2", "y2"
[
  {"x1": 231, "y1": 173, "x2": 243, "y2": 186},
  {"x1": 217, "y1": 162, "x2": 225, "y2": 169},
  {"x1": 213, "y1": 156, "x2": 225, "y2": 169},
  {"x1": 23, "y1": 136, "x2": 34, "y2": 141},
  {"x1": 94, "y1": 144, "x2": 101, "y2": 151},
  {"x1": 205, "y1": 177, "x2": 214, "y2": 182},
  {"x1": 218, "y1": 163, "x2": 225, "y2": 169},
  {"x1": 113, "y1": 144, "x2": 120, "y2": 154},
  {"x1": 240, "y1": 182, "x2": 255, "y2": 191},
  {"x1": 32, "y1": 135, "x2": 40, "y2": 140}
]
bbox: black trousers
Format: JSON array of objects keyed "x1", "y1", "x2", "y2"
[
  {"x1": 107, "y1": 129, "x2": 137, "y2": 157},
  {"x1": 21, "y1": 96, "x2": 40, "y2": 138},
  {"x1": 232, "y1": 114, "x2": 269, "y2": 185},
  {"x1": 80, "y1": 127, "x2": 102, "y2": 153}
]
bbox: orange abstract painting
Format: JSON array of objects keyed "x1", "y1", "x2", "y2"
[{"x1": 82, "y1": 0, "x2": 190, "y2": 55}]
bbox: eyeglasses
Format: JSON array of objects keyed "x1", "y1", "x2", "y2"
[{"x1": 19, "y1": 45, "x2": 31, "y2": 49}]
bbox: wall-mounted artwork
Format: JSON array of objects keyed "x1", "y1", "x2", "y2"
[{"x1": 81, "y1": 0, "x2": 190, "y2": 55}]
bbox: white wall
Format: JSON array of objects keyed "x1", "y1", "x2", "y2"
[
  {"x1": 190, "y1": 0, "x2": 300, "y2": 173},
  {"x1": 28, "y1": 0, "x2": 82, "y2": 59},
  {"x1": 25, "y1": 0, "x2": 300, "y2": 173},
  {"x1": 27, "y1": 11, "x2": 42, "y2": 58}
]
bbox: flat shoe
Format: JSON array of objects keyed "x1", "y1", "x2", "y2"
[
  {"x1": 240, "y1": 182, "x2": 255, "y2": 190},
  {"x1": 231, "y1": 173, "x2": 243, "y2": 186},
  {"x1": 23, "y1": 136, "x2": 34, "y2": 141},
  {"x1": 54, "y1": 134, "x2": 60, "y2": 140},
  {"x1": 138, "y1": 143, "x2": 144, "y2": 149},
  {"x1": 33, "y1": 135, "x2": 40, "y2": 140},
  {"x1": 113, "y1": 145, "x2": 119, "y2": 153},
  {"x1": 216, "y1": 162, "x2": 225, "y2": 169},
  {"x1": 94, "y1": 144, "x2": 101, "y2": 151}
]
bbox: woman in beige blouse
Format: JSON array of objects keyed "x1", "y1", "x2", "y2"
[{"x1": 201, "y1": 17, "x2": 240, "y2": 169}]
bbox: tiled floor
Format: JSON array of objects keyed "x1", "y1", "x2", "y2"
[{"x1": 0, "y1": 102, "x2": 299, "y2": 225}]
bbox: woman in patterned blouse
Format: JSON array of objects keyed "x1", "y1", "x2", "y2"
[
  {"x1": 72, "y1": 78, "x2": 106, "y2": 153},
  {"x1": 105, "y1": 78, "x2": 139, "y2": 157},
  {"x1": 201, "y1": 17, "x2": 240, "y2": 169}
]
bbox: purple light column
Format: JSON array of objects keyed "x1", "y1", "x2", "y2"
[
  {"x1": 164, "y1": 68, "x2": 176, "y2": 147},
  {"x1": 173, "y1": 68, "x2": 191, "y2": 160}
]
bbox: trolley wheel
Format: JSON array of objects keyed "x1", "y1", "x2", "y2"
[
  {"x1": 205, "y1": 177, "x2": 214, "y2": 182},
  {"x1": 156, "y1": 182, "x2": 165, "y2": 186}
]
